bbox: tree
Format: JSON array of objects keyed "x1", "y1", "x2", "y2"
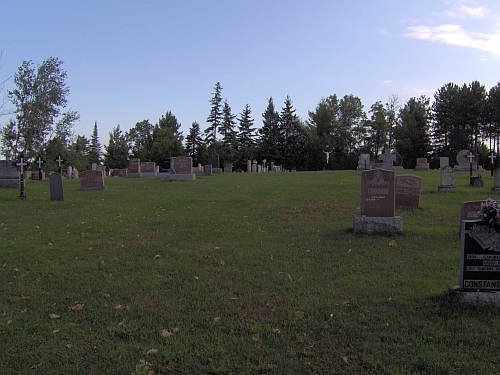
[
  {"x1": 280, "y1": 95, "x2": 306, "y2": 170},
  {"x1": 385, "y1": 94, "x2": 400, "y2": 150},
  {"x1": 104, "y1": 125, "x2": 129, "y2": 169},
  {"x1": 365, "y1": 101, "x2": 388, "y2": 157},
  {"x1": 393, "y1": 96, "x2": 432, "y2": 168},
  {"x1": 5, "y1": 57, "x2": 78, "y2": 158},
  {"x1": 486, "y1": 83, "x2": 500, "y2": 153},
  {"x1": 89, "y1": 121, "x2": 102, "y2": 164},
  {"x1": 150, "y1": 111, "x2": 184, "y2": 167},
  {"x1": 205, "y1": 82, "x2": 223, "y2": 146},
  {"x1": 236, "y1": 103, "x2": 256, "y2": 168},
  {"x1": 127, "y1": 119, "x2": 153, "y2": 160},
  {"x1": 258, "y1": 97, "x2": 282, "y2": 165},
  {"x1": 184, "y1": 121, "x2": 204, "y2": 165},
  {"x1": 220, "y1": 100, "x2": 237, "y2": 162},
  {"x1": 67, "y1": 135, "x2": 90, "y2": 172}
]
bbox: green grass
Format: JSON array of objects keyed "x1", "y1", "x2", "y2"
[{"x1": 1, "y1": 170, "x2": 499, "y2": 374}]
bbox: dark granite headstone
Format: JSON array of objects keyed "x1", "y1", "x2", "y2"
[
  {"x1": 0, "y1": 160, "x2": 20, "y2": 188},
  {"x1": 170, "y1": 156, "x2": 193, "y2": 174},
  {"x1": 361, "y1": 168, "x2": 395, "y2": 217},
  {"x1": 49, "y1": 172, "x2": 64, "y2": 200},
  {"x1": 209, "y1": 152, "x2": 219, "y2": 168},
  {"x1": 395, "y1": 174, "x2": 422, "y2": 208},
  {"x1": 80, "y1": 170, "x2": 107, "y2": 190}
]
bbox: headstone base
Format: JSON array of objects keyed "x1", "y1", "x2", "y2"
[
  {"x1": 140, "y1": 173, "x2": 157, "y2": 177},
  {"x1": 353, "y1": 216, "x2": 403, "y2": 234},
  {"x1": 165, "y1": 173, "x2": 196, "y2": 181},
  {"x1": 491, "y1": 187, "x2": 500, "y2": 193},
  {"x1": 438, "y1": 185, "x2": 456, "y2": 192},
  {"x1": 127, "y1": 173, "x2": 141, "y2": 178},
  {"x1": 448, "y1": 286, "x2": 500, "y2": 308},
  {"x1": 81, "y1": 186, "x2": 108, "y2": 191},
  {"x1": 0, "y1": 179, "x2": 20, "y2": 188}
]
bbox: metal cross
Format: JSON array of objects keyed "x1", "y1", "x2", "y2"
[
  {"x1": 36, "y1": 155, "x2": 44, "y2": 180},
  {"x1": 55, "y1": 154, "x2": 63, "y2": 174},
  {"x1": 16, "y1": 154, "x2": 28, "y2": 199},
  {"x1": 323, "y1": 150, "x2": 332, "y2": 165},
  {"x1": 467, "y1": 151, "x2": 475, "y2": 176},
  {"x1": 489, "y1": 153, "x2": 496, "y2": 176}
]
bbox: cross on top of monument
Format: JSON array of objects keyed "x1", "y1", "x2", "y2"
[
  {"x1": 489, "y1": 153, "x2": 496, "y2": 163},
  {"x1": 467, "y1": 151, "x2": 475, "y2": 163},
  {"x1": 379, "y1": 149, "x2": 396, "y2": 166},
  {"x1": 16, "y1": 154, "x2": 28, "y2": 174}
]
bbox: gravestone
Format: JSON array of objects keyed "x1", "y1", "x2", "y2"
[
  {"x1": 204, "y1": 164, "x2": 212, "y2": 176},
  {"x1": 379, "y1": 150, "x2": 396, "y2": 170},
  {"x1": 224, "y1": 163, "x2": 232, "y2": 173},
  {"x1": 0, "y1": 160, "x2": 20, "y2": 188},
  {"x1": 141, "y1": 161, "x2": 156, "y2": 176},
  {"x1": 460, "y1": 220, "x2": 500, "y2": 291},
  {"x1": 415, "y1": 158, "x2": 429, "y2": 171},
  {"x1": 440, "y1": 157, "x2": 450, "y2": 169},
  {"x1": 170, "y1": 156, "x2": 193, "y2": 174},
  {"x1": 128, "y1": 158, "x2": 141, "y2": 177},
  {"x1": 209, "y1": 152, "x2": 220, "y2": 169},
  {"x1": 460, "y1": 201, "x2": 483, "y2": 222},
  {"x1": 455, "y1": 150, "x2": 475, "y2": 171},
  {"x1": 354, "y1": 168, "x2": 402, "y2": 234},
  {"x1": 438, "y1": 166, "x2": 456, "y2": 192},
  {"x1": 80, "y1": 170, "x2": 107, "y2": 190},
  {"x1": 73, "y1": 169, "x2": 79, "y2": 178},
  {"x1": 49, "y1": 172, "x2": 64, "y2": 200},
  {"x1": 492, "y1": 167, "x2": 500, "y2": 193},
  {"x1": 357, "y1": 154, "x2": 371, "y2": 170},
  {"x1": 116, "y1": 169, "x2": 127, "y2": 177},
  {"x1": 66, "y1": 166, "x2": 73, "y2": 179},
  {"x1": 247, "y1": 160, "x2": 251, "y2": 172},
  {"x1": 395, "y1": 174, "x2": 422, "y2": 208},
  {"x1": 470, "y1": 175, "x2": 484, "y2": 187},
  {"x1": 166, "y1": 156, "x2": 195, "y2": 181}
]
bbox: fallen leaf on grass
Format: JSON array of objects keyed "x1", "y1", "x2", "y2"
[
  {"x1": 48, "y1": 313, "x2": 60, "y2": 319},
  {"x1": 153, "y1": 254, "x2": 161, "y2": 260},
  {"x1": 342, "y1": 301, "x2": 350, "y2": 306},
  {"x1": 30, "y1": 363, "x2": 42, "y2": 370},
  {"x1": 6, "y1": 320, "x2": 12, "y2": 325},
  {"x1": 21, "y1": 295, "x2": 30, "y2": 301},
  {"x1": 69, "y1": 303, "x2": 84, "y2": 312},
  {"x1": 114, "y1": 305, "x2": 125, "y2": 310},
  {"x1": 342, "y1": 356, "x2": 348, "y2": 364},
  {"x1": 213, "y1": 317, "x2": 221, "y2": 323},
  {"x1": 161, "y1": 329, "x2": 172, "y2": 338},
  {"x1": 295, "y1": 310, "x2": 305, "y2": 317},
  {"x1": 101, "y1": 293, "x2": 111, "y2": 298},
  {"x1": 271, "y1": 328, "x2": 281, "y2": 334},
  {"x1": 252, "y1": 334, "x2": 260, "y2": 341},
  {"x1": 219, "y1": 259, "x2": 225, "y2": 265},
  {"x1": 147, "y1": 348, "x2": 158, "y2": 355},
  {"x1": 388, "y1": 240, "x2": 397, "y2": 247}
]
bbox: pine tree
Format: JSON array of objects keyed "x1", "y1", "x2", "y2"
[
  {"x1": 205, "y1": 82, "x2": 223, "y2": 146},
  {"x1": 220, "y1": 100, "x2": 237, "y2": 161},
  {"x1": 258, "y1": 97, "x2": 282, "y2": 164},
  {"x1": 185, "y1": 121, "x2": 204, "y2": 165},
  {"x1": 89, "y1": 121, "x2": 102, "y2": 164},
  {"x1": 280, "y1": 96, "x2": 304, "y2": 170},
  {"x1": 104, "y1": 125, "x2": 129, "y2": 169},
  {"x1": 237, "y1": 103, "x2": 256, "y2": 167}
]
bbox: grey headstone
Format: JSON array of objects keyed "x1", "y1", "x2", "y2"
[
  {"x1": 438, "y1": 165, "x2": 456, "y2": 192},
  {"x1": 49, "y1": 172, "x2": 64, "y2": 200},
  {"x1": 0, "y1": 160, "x2": 20, "y2": 188},
  {"x1": 440, "y1": 157, "x2": 450, "y2": 169},
  {"x1": 209, "y1": 152, "x2": 219, "y2": 168}
]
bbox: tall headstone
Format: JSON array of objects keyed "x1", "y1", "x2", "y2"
[
  {"x1": 66, "y1": 166, "x2": 73, "y2": 179},
  {"x1": 80, "y1": 170, "x2": 107, "y2": 190},
  {"x1": 379, "y1": 150, "x2": 396, "y2": 170},
  {"x1": 440, "y1": 157, "x2": 450, "y2": 169},
  {"x1": 354, "y1": 168, "x2": 402, "y2": 234},
  {"x1": 128, "y1": 158, "x2": 141, "y2": 177},
  {"x1": 357, "y1": 154, "x2": 371, "y2": 170},
  {"x1": 49, "y1": 172, "x2": 64, "y2": 200},
  {"x1": 438, "y1": 166, "x2": 456, "y2": 192},
  {"x1": 204, "y1": 164, "x2": 212, "y2": 176},
  {"x1": 209, "y1": 152, "x2": 220, "y2": 169},
  {"x1": 247, "y1": 160, "x2": 251, "y2": 172},
  {"x1": 395, "y1": 174, "x2": 422, "y2": 208},
  {"x1": 492, "y1": 167, "x2": 500, "y2": 193}
]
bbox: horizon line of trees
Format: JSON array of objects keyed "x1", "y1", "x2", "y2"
[{"x1": 1, "y1": 57, "x2": 500, "y2": 172}]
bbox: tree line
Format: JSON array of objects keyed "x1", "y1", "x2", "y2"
[{"x1": 1, "y1": 57, "x2": 500, "y2": 172}]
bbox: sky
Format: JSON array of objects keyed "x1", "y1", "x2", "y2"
[{"x1": 1, "y1": 0, "x2": 499, "y2": 148}]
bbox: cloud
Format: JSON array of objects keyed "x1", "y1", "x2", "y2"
[
  {"x1": 404, "y1": 24, "x2": 500, "y2": 57},
  {"x1": 383, "y1": 80, "x2": 393, "y2": 85},
  {"x1": 444, "y1": 4, "x2": 490, "y2": 19}
]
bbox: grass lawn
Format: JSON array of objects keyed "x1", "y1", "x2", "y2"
[{"x1": 1, "y1": 170, "x2": 499, "y2": 374}]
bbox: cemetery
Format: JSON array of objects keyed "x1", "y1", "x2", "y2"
[{"x1": 1, "y1": 166, "x2": 500, "y2": 374}]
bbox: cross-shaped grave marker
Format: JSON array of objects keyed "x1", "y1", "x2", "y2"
[
  {"x1": 379, "y1": 149, "x2": 396, "y2": 170},
  {"x1": 489, "y1": 152, "x2": 496, "y2": 176},
  {"x1": 16, "y1": 153, "x2": 28, "y2": 199},
  {"x1": 36, "y1": 155, "x2": 44, "y2": 181},
  {"x1": 467, "y1": 151, "x2": 475, "y2": 176},
  {"x1": 55, "y1": 154, "x2": 64, "y2": 174}
]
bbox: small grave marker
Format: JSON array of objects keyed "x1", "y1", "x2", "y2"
[
  {"x1": 395, "y1": 174, "x2": 422, "y2": 208},
  {"x1": 80, "y1": 170, "x2": 107, "y2": 190},
  {"x1": 55, "y1": 154, "x2": 64, "y2": 174}
]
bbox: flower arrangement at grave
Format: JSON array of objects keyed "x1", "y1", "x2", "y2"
[{"x1": 477, "y1": 198, "x2": 500, "y2": 229}]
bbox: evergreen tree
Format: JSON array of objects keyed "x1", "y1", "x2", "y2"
[
  {"x1": 205, "y1": 82, "x2": 223, "y2": 146},
  {"x1": 280, "y1": 96, "x2": 306, "y2": 170},
  {"x1": 104, "y1": 125, "x2": 129, "y2": 169},
  {"x1": 89, "y1": 121, "x2": 102, "y2": 164},
  {"x1": 67, "y1": 135, "x2": 90, "y2": 172},
  {"x1": 258, "y1": 97, "x2": 282, "y2": 165},
  {"x1": 237, "y1": 103, "x2": 256, "y2": 168},
  {"x1": 394, "y1": 96, "x2": 432, "y2": 168},
  {"x1": 365, "y1": 101, "x2": 388, "y2": 157},
  {"x1": 486, "y1": 83, "x2": 500, "y2": 153},
  {"x1": 150, "y1": 111, "x2": 184, "y2": 168},
  {"x1": 220, "y1": 100, "x2": 237, "y2": 162},
  {"x1": 185, "y1": 121, "x2": 204, "y2": 165}
]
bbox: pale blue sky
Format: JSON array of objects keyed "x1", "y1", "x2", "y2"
[{"x1": 1, "y1": 0, "x2": 499, "y2": 146}]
